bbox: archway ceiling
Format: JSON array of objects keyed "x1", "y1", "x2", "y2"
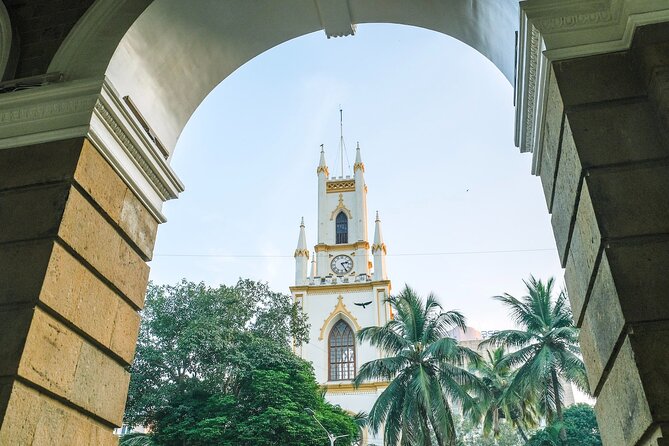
[
  {"x1": 100, "y1": 0, "x2": 518, "y2": 154},
  {"x1": 1, "y1": 0, "x2": 517, "y2": 154}
]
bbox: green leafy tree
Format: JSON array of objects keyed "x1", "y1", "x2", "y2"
[
  {"x1": 124, "y1": 279, "x2": 359, "y2": 445},
  {"x1": 467, "y1": 347, "x2": 538, "y2": 442},
  {"x1": 148, "y1": 339, "x2": 357, "y2": 446},
  {"x1": 527, "y1": 404, "x2": 601, "y2": 446},
  {"x1": 353, "y1": 285, "x2": 482, "y2": 446},
  {"x1": 125, "y1": 279, "x2": 309, "y2": 427},
  {"x1": 481, "y1": 276, "x2": 589, "y2": 446}
]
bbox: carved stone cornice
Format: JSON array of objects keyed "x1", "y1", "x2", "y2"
[
  {"x1": 0, "y1": 2, "x2": 11, "y2": 79},
  {"x1": 90, "y1": 78, "x2": 184, "y2": 222},
  {"x1": 0, "y1": 76, "x2": 184, "y2": 222},
  {"x1": 314, "y1": 0, "x2": 356, "y2": 38},
  {"x1": 515, "y1": 0, "x2": 669, "y2": 175}
]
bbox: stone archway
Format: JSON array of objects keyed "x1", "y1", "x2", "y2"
[{"x1": 1, "y1": 1, "x2": 669, "y2": 445}]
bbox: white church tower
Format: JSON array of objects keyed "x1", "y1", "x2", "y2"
[{"x1": 291, "y1": 138, "x2": 391, "y2": 445}]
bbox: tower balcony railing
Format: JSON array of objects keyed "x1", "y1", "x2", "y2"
[{"x1": 309, "y1": 273, "x2": 371, "y2": 286}]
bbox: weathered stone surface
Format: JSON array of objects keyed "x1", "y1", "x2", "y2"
[
  {"x1": 596, "y1": 337, "x2": 653, "y2": 446},
  {"x1": 0, "y1": 307, "x2": 34, "y2": 376},
  {"x1": 586, "y1": 164, "x2": 669, "y2": 238},
  {"x1": 629, "y1": 323, "x2": 669, "y2": 422},
  {"x1": 17, "y1": 308, "x2": 130, "y2": 426},
  {"x1": 74, "y1": 140, "x2": 159, "y2": 260},
  {"x1": 0, "y1": 183, "x2": 70, "y2": 244},
  {"x1": 0, "y1": 240, "x2": 53, "y2": 305},
  {"x1": 568, "y1": 99, "x2": 668, "y2": 167},
  {"x1": 579, "y1": 252, "x2": 625, "y2": 392},
  {"x1": 550, "y1": 118, "x2": 581, "y2": 265},
  {"x1": 58, "y1": 187, "x2": 150, "y2": 308},
  {"x1": 540, "y1": 67, "x2": 564, "y2": 209},
  {"x1": 0, "y1": 139, "x2": 82, "y2": 191},
  {"x1": 0, "y1": 381, "x2": 118, "y2": 446},
  {"x1": 40, "y1": 242, "x2": 140, "y2": 364},
  {"x1": 564, "y1": 182, "x2": 600, "y2": 321},
  {"x1": 554, "y1": 51, "x2": 645, "y2": 106},
  {"x1": 606, "y1": 238, "x2": 669, "y2": 324}
]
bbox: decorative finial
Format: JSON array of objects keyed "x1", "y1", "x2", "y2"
[
  {"x1": 375, "y1": 210, "x2": 380, "y2": 222},
  {"x1": 354, "y1": 140, "x2": 364, "y2": 173},
  {"x1": 300, "y1": 217, "x2": 305, "y2": 227}
]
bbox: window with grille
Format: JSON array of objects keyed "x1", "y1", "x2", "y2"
[
  {"x1": 328, "y1": 319, "x2": 356, "y2": 381},
  {"x1": 335, "y1": 212, "x2": 348, "y2": 244}
]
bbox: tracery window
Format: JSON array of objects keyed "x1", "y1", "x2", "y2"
[
  {"x1": 335, "y1": 212, "x2": 348, "y2": 244},
  {"x1": 329, "y1": 319, "x2": 356, "y2": 381}
]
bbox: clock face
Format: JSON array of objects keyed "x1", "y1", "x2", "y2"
[{"x1": 331, "y1": 255, "x2": 353, "y2": 275}]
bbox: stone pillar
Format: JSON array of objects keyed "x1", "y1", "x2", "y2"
[
  {"x1": 539, "y1": 23, "x2": 669, "y2": 446},
  {"x1": 0, "y1": 137, "x2": 159, "y2": 444}
]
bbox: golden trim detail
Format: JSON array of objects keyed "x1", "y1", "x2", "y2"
[
  {"x1": 317, "y1": 165, "x2": 329, "y2": 177},
  {"x1": 353, "y1": 162, "x2": 365, "y2": 172},
  {"x1": 294, "y1": 249, "x2": 309, "y2": 257},
  {"x1": 290, "y1": 280, "x2": 391, "y2": 294},
  {"x1": 314, "y1": 241, "x2": 369, "y2": 252},
  {"x1": 323, "y1": 381, "x2": 390, "y2": 393},
  {"x1": 318, "y1": 295, "x2": 361, "y2": 340},
  {"x1": 371, "y1": 243, "x2": 386, "y2": 254},
  {"x1": 327, "y1": 179, "x2": 355, "y2": 193}
]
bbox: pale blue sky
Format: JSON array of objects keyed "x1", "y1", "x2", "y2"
[{"x1": 149, "y1": 24, "x2": 564, "y2": 332}]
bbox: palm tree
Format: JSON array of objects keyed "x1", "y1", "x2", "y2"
[
  {"x1": 353, "y1": 285, "x2": 482, "y2": 446},
  {"x1": 481, "y1": 276, "x2": 589, "y2": 446},
  {"x1": 468, "y1": 346, "x2": 538, "y2": 442}
]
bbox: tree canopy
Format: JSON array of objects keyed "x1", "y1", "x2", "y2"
[
  {"x1": 526, "y1": 404, "x2": 601, "y2": 446},
  {"x1": 123, "y1": 279, "x2": 357, "y2": 446}
]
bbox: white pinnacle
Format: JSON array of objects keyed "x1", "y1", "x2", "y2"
[{"x1": 295, "y1": 217, "x2": 308, "y2": 256}]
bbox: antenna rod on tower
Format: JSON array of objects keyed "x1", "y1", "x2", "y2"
[{"x1": 339, "y1": 108, "x2": 344, "y2": 177}]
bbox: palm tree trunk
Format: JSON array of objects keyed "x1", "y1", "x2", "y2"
[
  {"x1": 419, "y1": 406, "x2": 434, "y2": 446},
  {"x1": 428, "y1": 413, "x2": 446, "y2": 446},
  {"x1": 516, "y1": 425, "x2": 528, "y2": 442},
  {"x1": 551, "y1": 368, "x2": 568, "y2": 446}
]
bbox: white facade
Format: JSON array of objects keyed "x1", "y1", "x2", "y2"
[{"x1": 291, "y1": 145, "x2": 390, "y2": 445}]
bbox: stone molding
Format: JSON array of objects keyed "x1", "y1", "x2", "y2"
[
  {"x1": 0, "y1": 2, "x2": 11, "y2": 80},
  {"x1": 314, "y1": 0, "x2": 356, "y2": 38},
  {"x1": 90, "y1": 79, "x2": 184, "y2": 223},
  {"x1": 0, "y1": 77, "x2": 184, "y2": 222},
  {"x1": 515, "y1": 0, "x2": 669, "y2": 175}
]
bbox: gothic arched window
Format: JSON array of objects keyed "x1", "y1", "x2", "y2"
[
  {"x1": 329, "y1": 319, "x2": 356, "y2": 381},
  {"x1": 335, "y1": 212, "x2": 348, "y2": 244}
]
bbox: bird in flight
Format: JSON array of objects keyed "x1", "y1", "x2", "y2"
[{"x1": 354, "y1": 301, "x2": 373, "y2": 309}]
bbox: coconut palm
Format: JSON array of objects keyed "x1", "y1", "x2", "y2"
[
  {"x1": 353, "y1": 285, "x2": 482, "y2": 446},
  {"x1": 481, "y1": 276, "x2": 589, "y2": 446},
  {"x1": 468, "y1": 346, "x2": 538, "y2": 442}
]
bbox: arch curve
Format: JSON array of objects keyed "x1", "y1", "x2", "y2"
[
  {"x1": 50, "y1": 0, "x2": 518, "y2": 153},
  {"x1": 318, "y1": 295, "x2": 361, "y2": 341}
]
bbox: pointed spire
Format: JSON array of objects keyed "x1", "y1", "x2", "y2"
[
  {"x1": 310, "y1": 252, "x2": 317, "y2": 278},
  {"x1": 372, "y1": 211, "x2": 386, "y2": 254},
  {"x1": 294, "y1": 217, "x2": 309, "y2": 257},
  {"x1": 317, "y1": 144, "x2": 329, "y2": 177},
  {"x1": 354, "y1": 141, "x2": 365, "y2": 173}
]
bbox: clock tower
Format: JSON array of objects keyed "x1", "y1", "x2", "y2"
[{"x1": 291, "y1": 142, "x2": 391, "y2": 445}]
